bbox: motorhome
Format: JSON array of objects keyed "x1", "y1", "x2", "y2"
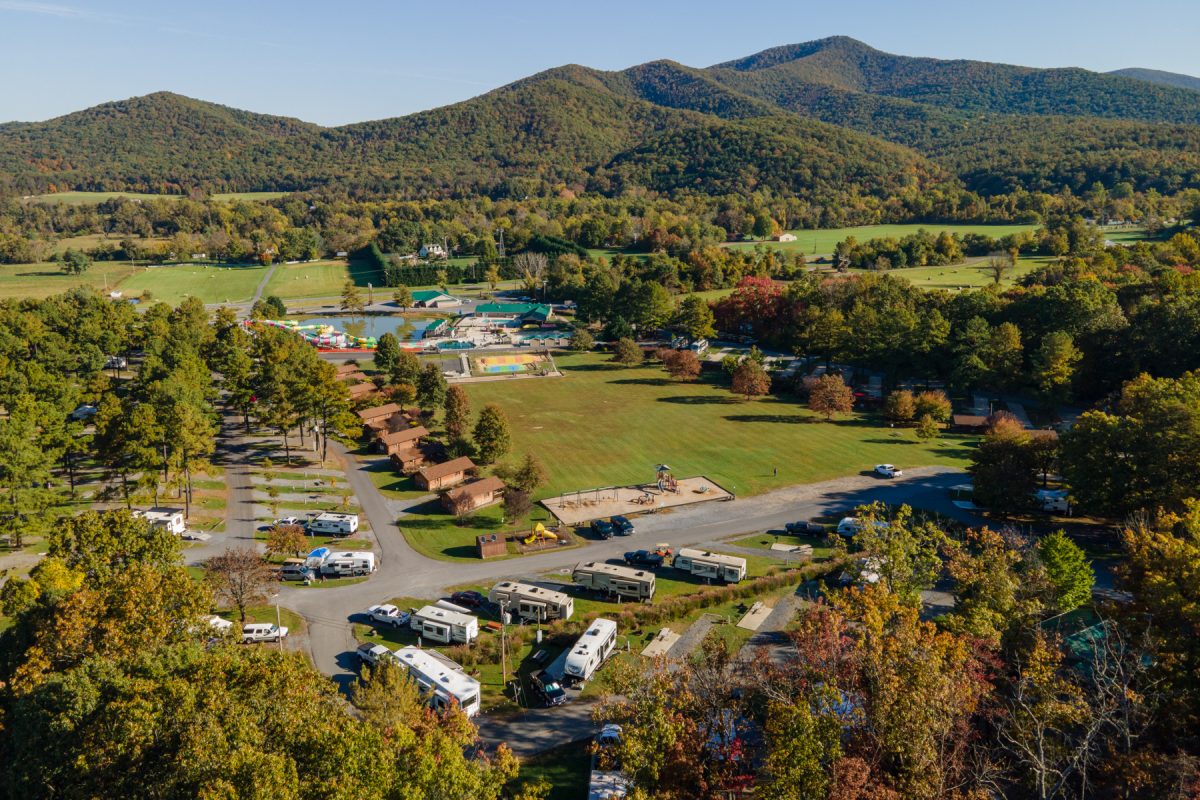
[
  {"x1": 563, "y1": 617, "x2": 618, "y2": 684},
  {"x1": 1034, "y1": 488, "x2": 1071, "y2": 514},
  {"x1": 318, "y1": 551, "x2": 376, "y2": 577},
  {"x1": 306, "y1": 512, "x2": 359, "y2": 536},
  {"x1": 672, "y1": 548, "x2": 747, "y2": 583},
  {"x1": 410, "y1": 603, "x2": 478, "y2": 644},
  {"x1": 133, "y1": 507, "x2": 186, "y2": 535},
  {"x1": 394, "y1": 646, "x2": 481, "y2": 718},
  {"x1": 487, "y1": 580, "x2": 574, "y2": 622},
  {"x1": 572, "y1": 561, "x2": 656, "y2": 601}
]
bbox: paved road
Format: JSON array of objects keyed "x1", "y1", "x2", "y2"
[{"x1": 268, "y1": 463, "x2": 974, "y2": 684}]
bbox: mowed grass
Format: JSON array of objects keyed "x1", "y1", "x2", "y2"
[
  {"x1": 845, "y1": 254, "x2": 1052, "y2": 291},
  {"x1": 23, "y1": 190, "x2": 291, "y2": 205},
  {"x1": 264, "y1": 259, "x2": 382, "y2": 299},
  {"x1": 0, "y1": 260, "x2": 141, "y2": 300},
  {"x1": 461, "y1": 352, "x2": 974, "y2": 500},
  {"x1": 725, "y1": 223, "x2": 1039, "y2": 256},
  {"x1": 120, "y1": 263, "x2": 269, "y2": 304}
]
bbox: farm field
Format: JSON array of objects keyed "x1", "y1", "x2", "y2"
[
  {"x1": 461, "y1": 352, "x2": 975, "y2": 500},
  {"x1": 263, "y1": 259, "x2": 381, "y2": 299},
  {"x1": 23, "y1": 190, "x2": 291, "y2": 205},
  {"x1": 120, "y1": 263, "x2": 269, "y2": 304},
  {"x1": 845, "y1": 254, "x2": 1053, "y2": 291},
  {"x1": 725, "y1": 223, "x2": 1039, "y2": 255},
  {"x1": 0, "y1": 260, "x2": 140, "y2": 300}
]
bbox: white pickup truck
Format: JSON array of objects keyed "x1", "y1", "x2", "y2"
[{"x1": 241, "y1": 623, "x2": 288, "y2": 643}]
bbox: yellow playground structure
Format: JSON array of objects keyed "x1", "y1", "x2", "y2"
[{"x1": 522, "y1": 522, "x2": 558, "y2": 546}]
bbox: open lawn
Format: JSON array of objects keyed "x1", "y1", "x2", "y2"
[
  {"x1": 461, "y1": 352, "x2": 975, "y2": 500},
  {"x1": 120, "y1": 263, "x2": 269, "y2": 304},
  {"x1": 264, "y1": 259, "x2": 382, "y2": 299},
  {"x1": 844, "y1": 254, "x2": 1052, "y2": 291},
  {"x1": 24, "y1": 190, "x2": 291, "y2": 205},
  {"x1": 0, "y1": 260, "x2": 140, "y2": 300},
  {"x1": 725, "y1": 223, "x2": 1039, "y2": 256}
]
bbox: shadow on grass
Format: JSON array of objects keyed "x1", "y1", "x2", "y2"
[
  {"x1": 561, "y1": 363, "x2": 626, "y2": 373},
  {"x1": 398, "y1": 499, "x2": 495, "y2": 531},
  {"x1": 724, "y1": 414, "x2": 815, "y2": 424},
  {"x1": 860, "y1": 438, "x2": 919, "y2": 445},
  {"x1": 609, "y1": 377, "x2": 674, "y2": 387},
  {"x1": 657, "y1": 395, "x2": 740, "y2": 405}
]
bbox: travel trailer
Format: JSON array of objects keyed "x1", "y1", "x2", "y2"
[
  {"x1": 672, "y1": 548, "x2": 747, "y2": 583},
  {"x1": 410, "y1": 603, "x2": 479, "y2": 644},
  {"x1": 563, "y1": 617, "x2": 618, "y2": 684},
  {"x1": 306, "y1": 512, "x2": 359, "y2": 536},
  {"x1": 133, "y1": 507, "x2": 186, "y2": 535},
  {"x1": 394, "y1": 646, "x2": 482, "y2": 718},
  {"x1": 572, "y1": 561, "x2": 656, "y2": 601},
  {"x1": 318, "y1": 551, "x2": 376, "y2": 577},
  {"x1": 487, "y1": 580, "x2": 574, "y2": 622}
]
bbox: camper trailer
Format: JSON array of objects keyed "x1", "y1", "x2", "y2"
[
  {"x1": 488, "y1": 580, "x2": 574, "y2": 622},
  {"x1": 563, "y1": 617, "x2": 618, "y2": 684},
  {"x1": 410, "y1": 603, "x2": 479, "y2": 644},
  {"x1": 672, "y1": 548, "x2": 747, "y2": 583},
  {"x1": 318, "y1": 551, "x2": 376, "y2": 577},
  {"x1": 572, "y1": 561, "x2": 656, "y2": 601},
  {"x1": 133, "y1": 507, "x2": 186, "y2": 535},
  {"x1": 394, "y1": 646, "x2": 482, "y2": 718},
  {"x1": 306, "y1": 512, "x2": 358, "y2": 536}
]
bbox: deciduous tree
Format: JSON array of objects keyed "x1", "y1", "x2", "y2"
[
  {"x1": 205, "y1": 546, "x2": 273, "y2": 623},
  {"x1": 808, "y1": 373, "x2": 852, "y2": 419},
  {"x1": 473, "y1": 404, "x2": 511, "y2": 465}
]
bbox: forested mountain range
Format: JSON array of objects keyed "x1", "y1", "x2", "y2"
[
  {"x1": 3, "y1": 37, "x2": 1199, "y2": 201},
  {"x1": 1110, "y1": 67, "x2": 1200, "y2": 92}
]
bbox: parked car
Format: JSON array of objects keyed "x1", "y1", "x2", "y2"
[
  {"x1": 273, "y1": 516, "x2": 303, "y2": 528},
  {"x1": 356, "y1": 642, "x2": 394, "y2": 667},
  {"x1": 531, "y1": 670, "x2": 567, "y2": 707},
  {"x1": 785, "y1": 520, "x2": 824, "y2": 535},
  {"x1": 69, "y1": 404, "x2": 98, "y2": 421},
  {"x1": 280, "y1": 560, "x2": 315, "y2": 582},
  {"x1": 837, "y1": 517, "x2": 889, "y2": 537},
  {"x1": 241, "y1": 623, "x2": 288, "y2": 643},
  {"x1": 611, "y1": 515, "x2": 635, "y2": 536},
  {"x1": 624, "y1": 549, "x2": 664, "y2": 569},
  {"x1": 450, "y1": 590, "x2": 487, "y2": 609},
  {"x1": 874, "y1": 464, "x2": 903, "y2": 478},
  {"x1": 591, "y1": 519, "x2": 615, "y2": 540},
  {"x1": 596, "y1": 723, "x2": 622, "y2": 748},
  {"x1": 368, "y1": 603, "x2": 412, "y2": 627}
]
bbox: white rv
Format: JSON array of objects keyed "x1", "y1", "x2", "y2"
[
  {"x1": 307, "y1": 512, "x2": 359, "y2": 536},
  {"x1": 133, "y1": 507, "x2": 186, "y2": 535},
  {"x1": 394, "y1": 645, "x2": 481, "y2": 718},
  {"x1": 572, "y1": 561, "x2": 656, "y2": 601},
  {"x1": 410, "y1": 604, "x2": 479, "y2": 644},
  {"x1": 672, "y1": 548, "x2": 747, "y2": 583},
  {"x1": 318, "y1": 551, "x2": 376, "y2": 577},
  {"x1": 488, "y1": 580, "x2": 574, "y2": 622},
  {"x1": 563, "y1": 617, "x2": 618, "y2": 684},
  {"x1": 1034, "y1": 489, "x2": 1071, "y2": 514}
]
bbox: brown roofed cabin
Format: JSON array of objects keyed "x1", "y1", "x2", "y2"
[
  {"x1": 377, "y1": 426, "x2": 428, "y2": 455},
  {"x1": 442, "y1": 476, "x2": 505, "y2": 515},
  {"x1": 335, "y1": 363, "x2": 360, "y2": 376},
  {"x1": 952, "y1": 414, "x2": 989, "y2": 432},
  {"x1": 340, "y1": 371, "x2": 370, "y2": 383},
  {"x1": 347, "y1": 382, "x2": 376, "y2": 400},
  {"x1": 415, "y1": 456, "x2": 476, "y2": 491},
  {"x1": 357, "y1": 403, "x2": 403, "y2": 423}
]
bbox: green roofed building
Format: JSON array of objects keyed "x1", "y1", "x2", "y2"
[
  {"x1": 475, "y1": 302, "x2": 552, "y2": 323},
  {"x1": 410, "y1": 290, "x2": 460, "y2": 308}
]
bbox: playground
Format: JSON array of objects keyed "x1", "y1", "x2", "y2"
[{"x1": 541, "y1": 472, "x2": 733, "y2": 526}]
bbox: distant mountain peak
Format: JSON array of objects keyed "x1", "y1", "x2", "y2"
[{"x1": 1109, "y1": 67, "x2": 1200, "y2": 92}]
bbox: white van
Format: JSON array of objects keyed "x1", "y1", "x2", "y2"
[
  {"x1": 319, "y1": 551, "x2": 376, "y2": 577},
  {"x1": 307, "y1": 512, "x2": 359, "y2": 536}
]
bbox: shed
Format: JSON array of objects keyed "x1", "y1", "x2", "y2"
[
  {"x1": 416, "y1": 456, "x2": 476, "y2": 491},
  {"x1": 442, "y1": 476, "x2": 505, "y2": 515},
  {"x1": 476, "y1": 533, "x2": 507, "y2": 559}
]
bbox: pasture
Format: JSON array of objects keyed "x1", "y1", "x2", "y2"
[
  {"x1": 0, "y1": 261, "x2": 140, "y2": 300},
  {"x1": 724, "y1": 223, "x2": 1040, "y2": 256},
  {"x1": 119, "y1": 263, "x2": 268, "y2": 304},
  {"x1": 263, "y1": 259, "x2": 381, "y2": 299}
]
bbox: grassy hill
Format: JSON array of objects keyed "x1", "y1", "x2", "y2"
[{"x1": 2, "y1": 37, "x2": 1200, "y2": 200}]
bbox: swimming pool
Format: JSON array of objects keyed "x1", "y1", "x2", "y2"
[{"x1": 301, "y1": 316, "x2": 436, "y2": 341}]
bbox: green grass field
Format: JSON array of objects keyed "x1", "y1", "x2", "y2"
[
  {"x1": 0, "y1": 260, "x2": 141, "y2": 300},
  {"x1": 23, "y1": 190, "x2": 291, "y2": 205},
  {"x1": 844, "y1": 254, "x2": 1052, "y2": 291},
  {"x1": 120, "y1": 263, "x2": 269, "y2": 304},
  {"x1": 263, "y1": 259, "x2": 382, "y2": 298},
  {"x1": 725, "y1": 223, "x2": 1039, "y2": 256},
  {"x1": 462, "y1": 353, "x2": 974, "y2": 500}
]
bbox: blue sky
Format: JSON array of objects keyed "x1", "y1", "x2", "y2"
[{"x1": 1, "y1": 0, "x2": 1198, "y2": 126}]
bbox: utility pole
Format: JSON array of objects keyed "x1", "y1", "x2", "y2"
[
  {"x1": 500, "y1": 600, "x2": 509, "y2": 687},
  {"x1": 498, "y1": 229, "x2": 506, "y2": 258}
]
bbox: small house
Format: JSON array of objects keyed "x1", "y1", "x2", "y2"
[
  {"x1": 336, "y1": 362, "x2": 361, "y2": 377},
  {"x1": 377, "y1": 425, "x2": 428, "y2": 455},
  {"x1": 357, "y1": 402, "x2": 402, "y2": 422},
  {"x1": 411, "y1": 289, "x2": 461, "y2": 308},
  {"x1": 442, "y1": 476, "x2": 505, "y2": 515},
  {"x1": 415, "y1": 456, "x2": 476, "y2": 491},
  {"x1": 419, "y1": 243, "x2": 447, "y2": 259},
  {"x1": 951, "y1": 414, "x2": 989, "y2": 432},
  {"x1": 339, "y1": 371, "x2": 370, "y2": 384},
  {"x1": 347, "y1": 382, "x2": 376, "y2": 400},
  {"x1": 774, "y1": 233, "x2": 797, "y2": 242}
]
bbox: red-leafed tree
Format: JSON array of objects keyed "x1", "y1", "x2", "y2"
[{"x1": 712, "y1": 277, "x2": 784, "y2": 340}]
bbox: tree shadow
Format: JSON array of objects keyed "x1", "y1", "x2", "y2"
[
  {"x1": 723, "y1": 414, "x2": 816, "y2": 424},
  {"x1": 562, "y1": 363, "x2": 625, "y2": 373},
  {"x1": 610, "y1": 377, "x2": 674, "y2": 387},
  {"x1": 860, "y1": 438, "x2": 919, "y2": 445},
  {"x1": 441, "y1": 545, "x2": 480, "y2": 559},
  {"x1": 657, "y1": 395, "x2": 740, "y2": 405}
]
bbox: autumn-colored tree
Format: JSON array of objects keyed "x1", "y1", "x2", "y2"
[
  {"x1": 913, "y1": 390, "x2": 952, "y2": 423},
  {"x1": 808, "y1": 373, "x2": 853, "y2": 419},
  {"x1": 661, "y1": 349, "x2": 701, "y2": 381},
  {"x1": 731, "y1": 359, "x2": 771, "y2": 400},
  {"x1": 915, "y1": 413, "x2": 940, "y2": 440},
  {"x1": 612, "y1": 337, "x2": 643, "y2": 365},
  {"x1": 884, "y1": 390, "x2": 916, "y2": 424},
  {"x1": 970, "y1": 415, "x2": 1038, "y2": 515},
  {"x1": 205, "y1": 546, "x2": 273, "y2": 623},
  {"x1": 265, "y1": 523, "x2": 308, "y2": 559},
  {"x1": 443, "y1": 384, "x2": 471, "y2": 442}
]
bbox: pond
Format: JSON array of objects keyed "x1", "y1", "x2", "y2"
[{"x1": 299, "y1": 315, "x2": 439, "y2": 341}]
